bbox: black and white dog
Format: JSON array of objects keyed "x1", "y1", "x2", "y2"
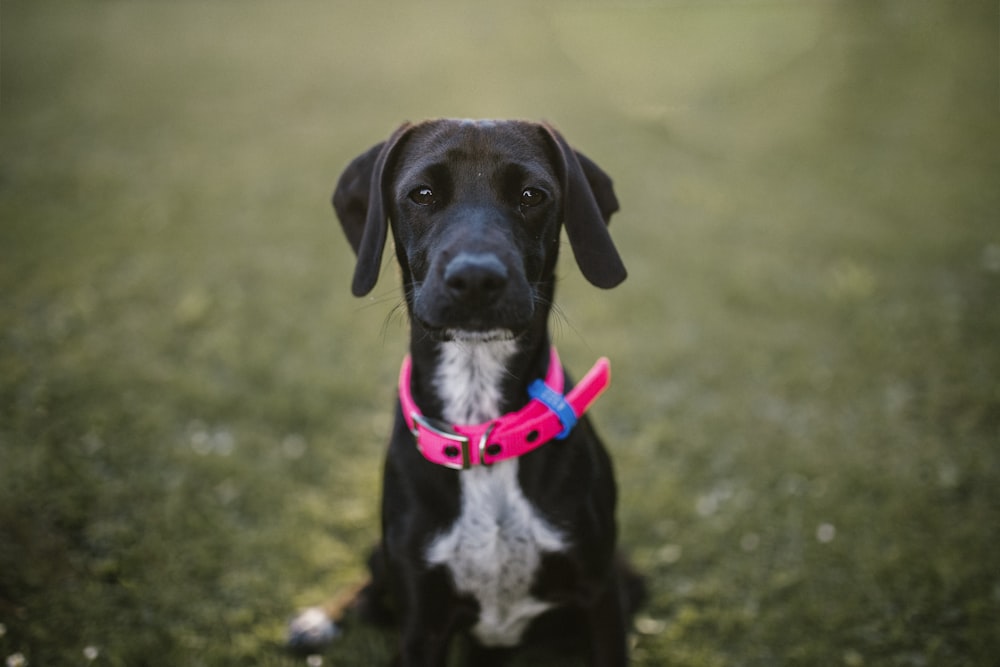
[{"x1": 290, "y1": 119, "x2": 642, "y2": 666}]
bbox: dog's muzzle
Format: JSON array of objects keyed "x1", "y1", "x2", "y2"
[{"x1": 413, "y1": 251, "x2": 535, "y2": 334}]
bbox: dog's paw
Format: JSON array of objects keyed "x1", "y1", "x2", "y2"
[{"x1": 287, "y1": 606, "x2": 340, "y2": 653}]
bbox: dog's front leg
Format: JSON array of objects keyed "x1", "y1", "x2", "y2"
[
  {"x1": 393, "y1": 566, "x2": 460, "y2": 667},
  {"x1": 585, "y1": 576, "x2": 629, "y2": 667},
  {"x1": 396, "y1": 628, "x2": 450, "y2": 667}
]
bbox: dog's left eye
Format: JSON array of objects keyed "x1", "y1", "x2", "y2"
[
  {"x1": 520, "y1": 188, "x2": 546, "y2": 208},
  {"x1": 409, "y1": 187, "x2": 436, "y2": 206}
]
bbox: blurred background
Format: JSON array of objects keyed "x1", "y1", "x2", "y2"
[{"x1": 1, "y1": 1, "x2": 997, "y2": 665}]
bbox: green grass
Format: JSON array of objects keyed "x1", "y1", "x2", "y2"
[{"x1": 2, "y1": 1, "x2": 998, "y2": 665}]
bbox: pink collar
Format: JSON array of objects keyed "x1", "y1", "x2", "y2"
[{"x1": 399, "y1": 347, "x2": 611, "y2": 469}]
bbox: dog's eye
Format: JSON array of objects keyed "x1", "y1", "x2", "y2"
[
  {"x1": 409, "y1": 187, "x2": 436, "y2": 206},
  {"x1": 520, "y1": 187, "x2": 546, "y2": 208}
]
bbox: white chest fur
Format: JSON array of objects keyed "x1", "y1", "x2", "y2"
[{"x1": 425, "y1": 338, "x2": 567, "y2": 647}]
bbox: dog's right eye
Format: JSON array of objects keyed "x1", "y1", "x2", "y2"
[
  {"x1": 409, "y1": 187, "x2": 436, "y2": 206},
  {"x1": 520, "y1": 187, "x2": 547, "y2": 209}
]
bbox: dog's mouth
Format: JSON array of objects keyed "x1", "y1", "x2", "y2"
[
  {"x1": 444, "y1": 328, "x2": 517, "y2": 343},
  {"x1": 415, "y1": 321, "x2": 518, "y2": 343}
]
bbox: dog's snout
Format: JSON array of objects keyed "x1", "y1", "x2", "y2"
[{"x1": 443, "y1": 253, "x2": 509, "y2": 303}]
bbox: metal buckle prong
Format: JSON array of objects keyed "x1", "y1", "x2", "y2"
[{"x1": 478, "y1": 423, "x2": 497, "y2": 467}]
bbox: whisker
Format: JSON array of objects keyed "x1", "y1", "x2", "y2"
[
  {"x1": 355, "y1": 288, "x2": 403, "y2": 310},
  {"x1": 379, "y1": 300, "x2": 410, "y2": 343},
  {"x1": 536, "y1": 291, "x2": 589, "y2": 349}
]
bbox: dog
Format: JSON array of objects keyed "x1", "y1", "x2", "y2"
[{"x1": 289, "y1": 119, "x2": 642, "y2": 666}]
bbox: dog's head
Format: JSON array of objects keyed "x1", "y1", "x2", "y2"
[{"x1": 332, "y1": 119, "x2": 626, "y2": 338}]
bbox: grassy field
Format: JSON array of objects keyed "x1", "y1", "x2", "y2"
[{"x1": 2, "y1": 1, "x2": 998, "y2": 665}]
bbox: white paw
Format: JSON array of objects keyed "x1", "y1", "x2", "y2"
[{"x1": 287, "y1": 606, "x2": 340, "y2": 652}]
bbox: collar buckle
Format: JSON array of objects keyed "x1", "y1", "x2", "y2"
[
  {"x1": 410, "y1": 415, "x2": 497, "y2": 470},
  {"x1": 411, "y1": 413, "x2": 473, "y2": 470}
]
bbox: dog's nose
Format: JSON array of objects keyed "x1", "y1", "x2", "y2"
[{"x1": 443, "y1": 253, "x2": 509, "y2": 303}]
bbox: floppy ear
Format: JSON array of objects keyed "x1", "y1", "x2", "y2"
[
  {"x1": 333, "y1": 141, "x2": 383, "y2": 255},
  {"x1": 542, "y1": 124, "x2": 627, "y2": 289},
  {"x1": 332, "y1": 122, "x2": 413, "y2": 297}
]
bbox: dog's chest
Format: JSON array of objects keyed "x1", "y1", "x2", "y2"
[{"x1": 424, "y1": 340, "x2": 567, "y2": 647}]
